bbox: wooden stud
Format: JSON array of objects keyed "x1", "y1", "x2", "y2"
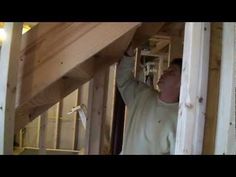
[
  {"x1": 72, "y1": 89, "x2": 79, "y2": 150},
  {"x1": 215, "y1": 23, "x2": 236, "y2": 154},
  {"x1": 19, "y1": 129, "x2": 23, "y2": 148},
  {"x1": 0, "y1": 23, "x2": 23, "y2": 154},
  {"x1": 53, "y1": 102, "x2": 61, "y2": 149},
  {"x1": 203, "y1": 23, "x2": 222, "y2": 154},
  {"x1": 38, "y1": 112, "x2": 47, "y2": 154},
  {"x1": 77, "y1": 82, "x2": 89, "y2": 153},
  {"x1": 175, "y1": 23, "x2": 211, "y2": 154},
  {"x1": 84, "y1": 69, "x2": 109, "y2": 154}
]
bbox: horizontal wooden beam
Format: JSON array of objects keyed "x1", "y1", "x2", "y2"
[
  {"x1": 132, "y1": 22, "x2": 165, "y2": 48},
  {"x1": 151, "y1": 40, "x2": 170, "y2": 54}
]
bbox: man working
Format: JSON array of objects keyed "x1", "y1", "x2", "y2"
[{"x1": 116, "y1": 43, "x2": 182, "y2": 155}]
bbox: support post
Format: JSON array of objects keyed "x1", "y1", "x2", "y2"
[
  {"x1": 175, "y1": 23, "x2": 211, "y2": 154},
  {"x1": 0, "y1": 23, "x2": 22, "y2": 154}
]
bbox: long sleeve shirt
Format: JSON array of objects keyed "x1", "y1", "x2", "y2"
[{"x1": 116, "y1": 56, "x2": 179, "y2": 155}]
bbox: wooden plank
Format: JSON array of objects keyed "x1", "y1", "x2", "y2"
[
  {"x1": 214, "y1": 23, "x2": 236, "y2": 154},
  {"x1": 134, "y1": 48, "x2": 142, "y2": 78},
  {"x1": 77, "y1": 82, "x2": 89, "y2": 153},
  {"x1": 151, "y1": 40, "x2": 170, "y2": 54},
  {"x1": 71, "y1": 90, "x2": 79, "y2": 150},
  {"x1": 15, "y1": 23, "x2": 141, "y2": 133},
  {"x1": 132, "y1": 22, "x2": 165, "y2": 48},
  {"x1": 203, "y1": 23, "x2": 222, "y2": 154},
  {"x1": 0, "y1": 23, "x2": 22, "y2": 154},
  {"x1": 53, "y1": 102, "x2": 61, "y2": 149},
  {"x1": 19, "y1": 129, "x2": 23, "y2": 148},
  {"x1": 16, "y1": 22, "x2": 141, "y2": 107},
  {"x1": 72, "y1": 89, "x2": 79, "y2": 150},
  {"x1": 100, "y1": 64, "x2": 117, "y2": 154},
  {"x1": 169, "y1": 36, "x2": 183, "y2": 61},
  {"x1": 38, "y1": 112, "x2": 47, "y2": 154},
  {"x1": 58, "y1": 90, "x2": 78, "y2": 149},
  {"x1": 23, "y1": 146, "x2": 80, "y2": 154},
  {"x1": 84, "y1": 69, "x2": 109, "y2": 154},
  {"x1": 84, "y1": 81, "x2": 94, "y2": 154},
  {"x1": 175, "y1": 23, "x2": 211, "y2": 154}
]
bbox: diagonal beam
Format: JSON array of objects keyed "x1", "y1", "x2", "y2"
[
  {"x1": 15, "y1": 22, "x2": 165, "y2": 132},
  {"x1": 15, "y1": 23, "x2": 141, "y2": 132}
]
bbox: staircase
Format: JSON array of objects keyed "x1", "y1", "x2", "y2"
[{"x1": 14, "y1": 22, "x2": 165, "y2": 133}]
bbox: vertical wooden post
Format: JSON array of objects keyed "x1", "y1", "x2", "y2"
[
  {"x1": 175, "y1": 23, "x2": 211, "y2": 154},
  {"x1": 85, "y1": 69, "x2": 109, "y2": 154},
  {"x1": 19, "y1": 129, "x2": 23, "y2": 148},
  {"x1": 53, "y1": 102, "x2": 60, "y2": 149},
  {"x1": 203, "y1": 23, "x2": 222, "y2": 154},
  {"x1": 38, "y1": 112, "x2": 47, "y2": 154},
  {"x1": 100, "y1": 64, "x2": 117, "y2": 154},
  {"x1": 0, "y1": 23, "x2": 22, "y2": 154},
  {"x1": 134, "y1": 48, "x2": 141, "y2": 78},
  {"x1": 78, "y1": 82, "x2": 89, "y2": 153},
  {"x1": 72, "y1": 89, "x2": 79, "y2": 150},
  {"x1": 215, "y1": 23, "x2": 236, "y2": 154}
]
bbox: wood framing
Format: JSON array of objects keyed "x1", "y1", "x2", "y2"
[
  {"x1": 203, "y1": 23, "x2": 222, "y2": 154},
  {"x1": 100, "y1": 64, "x2": 117, "y2": 154},
  {"x1": 15, "y1": 22, "x2": 142, "y2": 132},
  {"x1": 38, "y1": 112, "x2": 47, "y2": 154},
  {"x1": 53, "y1": 102, "x2": 61, "y2": 149},
  {"x1": 72, "y1": 89, "x2": 79, "y2": 150},
  {"x1": 0, "y1": 23, "x2": 22, "y2": 154},
  {"x1": 77, "y1": 82, "x2": 89, "y2": 153},
  {"x1": 215, "y1": 23, "x2": 236, "y2": 154},
  {"x1": 175, "y1": 23, "x2": 211, "y2": 154},
  {"x1": 84, "y1": 69, "x2": 109, "y2": 154},
  {"x1": 169, "y1": 36, "x2": 183, "y2": 61}
]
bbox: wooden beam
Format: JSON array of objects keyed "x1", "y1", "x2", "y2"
[
  {"x1": 151, "y1": 40, "x2": 170, "y2": 54},
  {"x1": 84, "y1": 69, "x2": 109, "y2": 154},
  {"x1": 169, "y1": 36, "x2": 183, "y2": 61},
  {"x1": 175, "y1": 23, "x2": 211, "y2": 154},
  {"x1": 203, "y1": 23, "x2": 222, "y2": 154},
  {"x1": 15, "y1": 22, "x2": 141, "y2": 132},
  {"x1": 72, "y1": 89, "x2": 79, "y2": 150},
  {"x1": 214, "y1": 23, "x2": 236, "y2": 154},
  {"x1": 77, "y1": 82, "x2": 89, "y2": 153},
  {"x1": 16, "y1": 23, "x2": 141, "y2": 107},
  {"x1": 19, "y1": 129, "x2": 23, "y2": 148},
  {"x1": 0, "y1": 23, "x2": 22, "y2": 154},
  {"x1": 38, "y1": 112, "x2": 47, "y2": 154},
  {"x1": 100, "y1": 64, "x2": 117, "y2": 154},
  {"x1": 53, "y1": 102, "x2": 61, "y2": 149},
  {"x1": 132, "y1": 22, "x2": 165, "y2": 48}
]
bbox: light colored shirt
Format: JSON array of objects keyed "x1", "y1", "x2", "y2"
[{"x1": 116, "y1": 56, "x2": 179, "y2": 155}]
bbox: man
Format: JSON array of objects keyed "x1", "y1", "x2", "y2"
[{"x1": 116, "y1": 43, "x2": 182, "y2": 155}]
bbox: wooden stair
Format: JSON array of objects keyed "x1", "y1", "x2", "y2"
[{"x1": 14, "y1": 22, "x2": 165, "y2": 132}]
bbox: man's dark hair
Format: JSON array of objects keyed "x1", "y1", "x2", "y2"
[{"x1": 170, "y1": 58, "x2": 182, "y2": 72}]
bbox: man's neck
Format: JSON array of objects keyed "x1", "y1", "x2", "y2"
[{"x1": 159, "y1": 91, "x2": 178, "y2": 103}]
